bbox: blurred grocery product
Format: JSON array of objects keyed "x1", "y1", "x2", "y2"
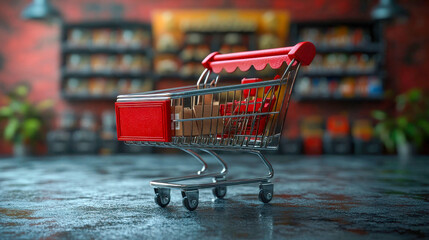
[
  {"x1": 323, "y1": 115, "x2": 352, "y2": 154},
  {"x1": 352, "y1": 119, "x2": 382, "y2": 155},
  {"x1": 300, "y1": 116, "x2": 324, "y2": 155},
  {"x1": 352, "y1": 119, "x2": 373, "y2": 141},
  {"x1": 47, "y1": 110, "x2": 76, "y2": 155},
  {"x1": 99, "y1": 111, "x2": 118, "y2": 155},
  {"x1": 72, "y1": 112, "x2": 98, "y2": 154}
]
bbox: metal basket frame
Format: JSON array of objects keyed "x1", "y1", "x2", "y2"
[{"x1": 118, "y1": 59, "x2": 299, "y2": 150}]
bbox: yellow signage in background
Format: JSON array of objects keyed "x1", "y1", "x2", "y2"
[{"x1": 152, "y1": 9, "x2": 290, "y2": 51}]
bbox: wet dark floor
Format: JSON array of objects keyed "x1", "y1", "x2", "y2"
[{"x1": 0, "y1": 153, "x2": 428, "y2": 239}]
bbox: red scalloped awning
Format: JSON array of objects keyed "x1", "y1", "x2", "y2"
[
  {"x1": 201, "y1": 42, "x2": 316, "y2": 74},
  {"x1": 210, "y1": 55, "x2": 293, "y2": 73}
]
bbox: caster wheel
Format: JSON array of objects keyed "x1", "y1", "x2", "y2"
[
  {"x1": 258, "y1": 183, "x2": 273, "y2": 203},
  {"x1": 154, "y1": 188, "x2": 170, "y2": 208},
  {"x1": 182, "y1": 197, "x2": 198, "y2": 211},
  {"x1": 258, "y1": 189, "x2": 273, "y2": 203},
  {"x1": 181, "y1": 190, "x2": 199, "y2": 211},
  {"x1": 212, "y1": 186, "x2": 227, "y2": 199},
  {"x1": 154, "y1": 194, "x2": 170, "y2": 207}
]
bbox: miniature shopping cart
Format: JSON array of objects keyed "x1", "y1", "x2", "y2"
[{"x1": 115, "y1": 42, "x2": 316, "y2": 211}]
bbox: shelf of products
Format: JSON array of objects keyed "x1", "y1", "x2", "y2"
[
  {"x1": 62, "y1": 46, "x2": 151, "y2": 54},
  {"x1": 152, "y1": 10, "x2": 289, "y2": 83},
  {"x1": 65, "y1": 53, "x2": 150, "y2": 73},
  {"x1": 47, "y1": 110, "x2": 152, "y2": 155},
  {"x1": 290, "y1": 21, "x2": 384, "y2": 101},
  {"x1": 65, "y1": 22, "x2": 151, "y2": 48},
  {"x1": 294, "y1": 95, "x2": 384, "y2": 102},
  {"x1": 63, "y1": 77, "x2": 153, "y2": 100},
  {"x1": 295, "y1": 76, "x2": 383, "y2": 100},
  {"x1": 60, "y1": 21, "x2": 153, "y2": 100},
  {"x1": 280, "y1": 115, "x2": 383, "y2": 155}
]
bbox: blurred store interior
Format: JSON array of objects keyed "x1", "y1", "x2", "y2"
[{"x1": 0, "y1": 0, "x2": 428, "y2": 157}]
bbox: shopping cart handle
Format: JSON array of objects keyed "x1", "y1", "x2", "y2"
[{"x1": 202, "y1": 41, "x2": 316, "y2": 73}]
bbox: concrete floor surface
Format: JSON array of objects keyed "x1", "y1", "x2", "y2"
[{"x1": 0, "y1": 153, "x2": 428, "y2": 239}]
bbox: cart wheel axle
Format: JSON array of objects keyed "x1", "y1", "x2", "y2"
[
  {"x1": 212, "y1": 186, "x2": 227, "y2": 199},
  {"x1": 181, "y1": 190, "x2": 199, "y2": 211},
  {"x1": 154, "y1": 188, "x2": 171, "y2": 208},
  {"x1": 258, "y1": 183, "x2": 273, "y2": 203}
]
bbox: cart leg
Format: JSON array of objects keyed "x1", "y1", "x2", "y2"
[
  {"x1": 181, "y1": 190, "x2": 199, "y2": 211},
  {"x1": 249, "y1": 150, "x2": 274, "y2": 179},
  {"x1": 250, "y1": 150, "x2": 274, "y2": 203},
  {"x1": 154, "y1": 188, "x2": 171, "y2": 208},
  {"x1": 202, "y1": 150, "x2": 228, "y2": 199},
  {"x1": 201, "y1": 149, "x2": 228, "y2": 175},
  {"x1": 150, "y1": 149, "x2": 228, "y2": 189},
  {"x1": 258, "y1": 183, "x2": 274, "y2": 203},
  {"x1": 181, "y1": 148, "x2": 207, "y2": 175}
]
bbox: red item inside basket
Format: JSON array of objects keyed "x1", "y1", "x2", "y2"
[
  {"x1": 220, "y1": 97, "x2": 276, "y2": 135},
  {"x1": 241, "y1": 78, "x2": 279, "y2": 98},
  {"x1": 220, "y1": 98, "x2": 274, "y2": 115},
  {"x1": 218, "y1": 77, "x2": 281, "y2": 136}
]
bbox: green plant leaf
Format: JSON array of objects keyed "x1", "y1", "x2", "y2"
[
  {"x1": 412, "y1": 132, "x2": 423, "y2": 147},
  {"x1": 4, "y1": 118, "x2": 19, "y2": 142},
  {"x1": 374, "y1": 122, "x2": 388, "y2": 135},
  {"x1": 9, "y1": 100, "x2": 21, "y2": 112},
  {"x1": 404, "y1": 123, "x2": 417, "y2": 137},
  {"x1": 392, "y1": 129, "x2": 407, "y2": 146},
  {"x1": 373, "y1": 88, "x2": 429, "y2": 152},
  {"x1": 404, "y1": 123, "x2": 424, "y2": 147},
  {"x1": 407, "y1": 89, "x2": 422, "y2": 103},
  {"x1": 2, "y1": 84, "x2": 51, "y2": 144},
  {"x1": 22, "y1": 118, "x2": 41, "y2": 141},
  {"x1": 417, "y1": 119, "x2": 429, "y2": 136},
  {"x1": 396, "y1": 116, "x2": 408, "y2": 129},
  {"x1": 19, "y1": 102, "x2": 31, "y2": 116},
  {"x1": 382, "y1": 131, "x2": 395, "y2": 152},
  {"x1": 14, "y1": 85, "x2": 29, "y2": 98},
  {"x1": 374, "y1": 123, "x2": 395, "y2": 152},
  {"x1": 372, "y1": 110, "x2": 387, "y2": 121},
  {"x1": 0, "y1": 106, "x2": 13, "y2": 118}
]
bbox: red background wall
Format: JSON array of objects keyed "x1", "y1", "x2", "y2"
[{"x1": 0, "y1": 0, "x2": 428, "y2": 155}]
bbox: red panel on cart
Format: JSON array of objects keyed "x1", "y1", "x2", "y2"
[{"x1": 115, "y1": 100, "x2": 171, "y2": 142}]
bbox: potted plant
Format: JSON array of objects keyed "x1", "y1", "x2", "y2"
[
  {"x1": 0, "y1": 83, "x2": 52, "y2": 157},
  {"x1": 372, "y1": 89, "x2": 429, "y2": 157}
]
